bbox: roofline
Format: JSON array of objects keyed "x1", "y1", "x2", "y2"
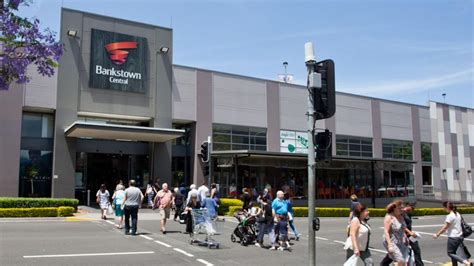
[
  {"x1": 172, "y1": 65, "x2": 433, "y2": 109},
  {"x1": 61, "y1": 7, "x2": 173, "y2": 31},
  {"x1": 430, "y1": 101, "x2": 474, "y2": 111}
]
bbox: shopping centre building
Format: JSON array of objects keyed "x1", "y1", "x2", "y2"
[{"x1": 1, "y1": 8, "x2": 473, "y2": 206}]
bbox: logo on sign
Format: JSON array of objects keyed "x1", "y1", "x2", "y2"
[{"x1": 104, "y1": 42, "x2": 138, "y2": 65}]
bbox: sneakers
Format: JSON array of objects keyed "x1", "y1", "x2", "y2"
[
  {"x1": 254, "y1": 242, "x2": 261, "y2": 248},
  {"x1": 270, "y1": 246, "x2": 277, "y2": 250},
  {"x1": 277, "y1": 246, "x2": 285, "y2": 251},
  {"x1": 296, "y1": 234, "x2": 302, "y2": 241}
]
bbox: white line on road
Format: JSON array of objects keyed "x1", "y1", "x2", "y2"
[
  {"x1": 139, "y1": 235, "x2": 153, "y2": 241},
  {"x1": 197, "y1": 259, "x2": 214, "y2": 266},
  {"x1": 105, "y1": 220, "x2": 115, "y2": 225},
  {"x1": 316, "y1": 236, "x2": 329, "y2": 241},
  {"x1": 23, "y1": 251, "x2": 155, "y2": 258},
  {"x1": 333, "y1": 240, "x2": 345, "y2": 245},
  {"x1": 154, "y1": 240, "x2": 172, "y2": 248},
  {"x1": 173, "y1": 248, "x2": 194, "y2": 257}
]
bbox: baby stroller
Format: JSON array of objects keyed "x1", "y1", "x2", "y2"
[{"x1": 230, "y1": 210, "x2": 258, "y2": 246}]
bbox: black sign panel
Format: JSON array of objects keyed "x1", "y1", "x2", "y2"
[{"x1": 89, "y1": 29, "x2": 148, "y2": 93}]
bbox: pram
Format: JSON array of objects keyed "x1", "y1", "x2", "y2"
[
  {"x1": 230, "y1": 210, "x2": 258, "y2": 246},
  {"x1": 189, "y1": 208, "x2": 219, "y2": 249}
]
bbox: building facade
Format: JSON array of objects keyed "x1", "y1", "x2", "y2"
[{"x1": 0, "y1": 9, "x2": 472, "y2": 205}]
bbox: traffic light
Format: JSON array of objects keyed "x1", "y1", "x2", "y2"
[
  {"x1": 203, "y1": 162, "x2": 209, "y2": 176},
  {"x1": 314, "y1": 59, "x2": 335, "y2": 120},
  {"x1": 200, "y1": 142, "x2": 209, "y2": 163},
  {"x1": 315, "y1": 130, "x2": 332, "y2": 162}
]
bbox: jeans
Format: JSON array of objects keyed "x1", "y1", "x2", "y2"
[
  {"x1": 174, "y1": 204, "x2": 183, "y2": 220},
  {"x1": 276, "y1": 220, "x2": 288, "y2": 242},
  {"x1": 347, "y1": 248, "x2": 374, "y2": 266},
  {"x1": 447, "y1": 237, "x2": 469, "y2": 265},
  {"x1": 257, "y1": 222, "x2": 275, "y2": 245},
  {"x1": 124, "y1": 205, "x2": 139, "y2": 234},
  {"x1": 289, "y1": 219, "x2": 299, "y2": 235}
]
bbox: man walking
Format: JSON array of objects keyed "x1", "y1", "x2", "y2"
[
  {"x1": 156, "y1": 183, "x2": 174, "y2": 234},
  {"x1": 121, "y1": 180, "x2": 144, "y2": 235},
  {"x1": 272, "y1": 190, "x2": 290, "y2": 251}
]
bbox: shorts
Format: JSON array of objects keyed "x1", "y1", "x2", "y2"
[
  {"x1": 159, "y1": 208, "x2": 171, "y2": 219},
  {"x1": 115, "y1": 205, "x2": 123, "y2": 217}
]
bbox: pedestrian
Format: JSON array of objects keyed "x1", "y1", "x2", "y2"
[
  {"x1": 201, "y1": 191, "x2": 218, "y2": 219},
  {"x1": 255, "y1": 196, "x2": 276, "y2": 250},
  {"x1": 155, "y1": 183, "x2": 174, "y2": 234},
  {"x1": 349, "y1": 194, "x2": 360, "y2": 221},
  {"x1": 145, "y1": 183, "x2": 155, "y2": 208},
  {"x1": 173, "y1": 187, "x2": 184, "y2": 222},
  {"x1": 381, "y1": 202, "x2": 424, "y2": 266},
  {"x1": 96, "y1": 184, "x2": 110, "y2": 220},
  {"x1": 229, "y1": 183, "x2": 237, "y2": 198},
  {"x1": 383, "y1": 200, "x2": 409, "y2": 266},
  {"x1": 284, "y1": 193, "x2": 301, "y2": 240},
  {"x1": 433, "y1": 201, "x2": 472, "y2": 266},
  {"x1": 344, "y1": 203, "x2": 373, "y2": 265},
  {"x1": 186, "y1": 184, "x2": 199, "y2": 204},
  {"x1": 198, "y1": 181, "x2": 209, "y2": 202},
  {"x1": 241, "y1": 188, "x2": 252, "y2": 212},
  {"x1": 112, "y1": 184, "x2": 125, "y2": 229},
  {"x1": 272, "y1": 190, "x2": 290, "y2": 251},
  {"x1": 184, "y1": 194, "x2": 201, "y2": 235},
  {"x1": 121, "y1": 180, "x2": 144, "y2": 235}
]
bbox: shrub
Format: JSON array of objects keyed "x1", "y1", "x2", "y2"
[
  {"x1": 217, "y1": 198, "x2": 242, "y2": 215},
  {"x1": 0, "y1": 197, "x2": 79, "y2": 210},
  {"x1": 57, "y1": 206, "x2": 75, "y2": 217},
  {"x1": 227, "y1": 206, "x2": 243, "y2": 216},
  {"x1": 0, "y1": 207, "x2": 58, "y2": 218}
]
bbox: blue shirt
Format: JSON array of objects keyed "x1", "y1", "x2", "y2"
[
  {"x1": 286, "y1": 200, "x2": 294, "y2": 215},
  {"x1": 201, "y1": 197, "x2": 217, "y2": 218},
  {"x1": 272, "y1": 198, "x2": 288, "y2": 215}
]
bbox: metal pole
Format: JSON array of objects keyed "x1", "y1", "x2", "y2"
[
  {"x1": 305, "y1": 44, "x2": 317, "y2": 266},
  {"x1": 371, "y1": 161, "x2": 376, "y2": 208},
  {"x1": 87, "y1": 189, "x2": 90, "y2": 206},
  {"x1": 208, "y1": 136, "x2": 212, "y2": 187}
]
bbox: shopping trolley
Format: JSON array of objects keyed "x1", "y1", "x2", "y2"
[{"x1": 190, "y1": 208, "x2": 219, "y2": 249}]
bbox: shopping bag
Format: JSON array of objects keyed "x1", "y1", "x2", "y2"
[
  {"x1": 107, "y1": 204, "x2": 114, "y2": 215},
  {"x1": 343, "y1": 236, "x2": 352, "y2": 250},
  {"x1": 343, "y1": 254, "x2": 358, "y2": 266}
]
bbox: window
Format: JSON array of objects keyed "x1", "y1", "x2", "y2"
[
  {"x1": 213, "y1": 124, "x2": 267, "y2": 151},
  {"x1": 336, "y1": 136, "x2": 373, "y2": 158},
  {"x1": 21, "y1": 113, "x2": 54, "y2": 138},
  {"x1": 382, "y1": 139, "x2": 413, "y2": 160},
  {"x1": 421, "y1": 143, "x2": 432, "y2": 162},
  {"x1": 19, "y1": 150, "x2": 52, "y2": 197}
]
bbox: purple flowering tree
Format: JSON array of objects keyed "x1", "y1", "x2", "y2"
[{"x1": 0, "y1": 0, "x2": 64, "y2": 90}]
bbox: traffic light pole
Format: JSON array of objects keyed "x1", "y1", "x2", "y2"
[
  {"x1": 207, "y1": 135, "x2": 212, "y2": 187},
  {"x1": 305, "y1": 42, "x2": 318, "y2": 266}
]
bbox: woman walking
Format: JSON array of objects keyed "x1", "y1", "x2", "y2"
[
  {"x1": 184, "y1": 194, "x2": 201, "y2": 235},
  {"x1": 383, "y1": 200, "x2": 409, "y2": 266},
  {"x1": 344, "y1": 203, "x2": 373, "y2": 265},
  {"x1": 112, "y1": 184, "x2": 125, "y2": 228},
  {"x1": 433, "y1": 201, "x2": 472, "y2": 266},
  {"x1": 284, "y1": 193, "x2": 301, "y2": 240},
  {"x1": 96, "y1": 184, "x2": 110, "y2": 220}
]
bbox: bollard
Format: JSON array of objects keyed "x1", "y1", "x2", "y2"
[{"x1": 87, "y1": 189, "x2": 90, "y2": 206}]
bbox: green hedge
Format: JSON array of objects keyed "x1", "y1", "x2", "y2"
[
  {"x1": 0, "y1": 206, "x2": 76, "y2": 218},
  {"x1": 57, "y1": 206, "x2": 75, "y2": 217},
  {"x1": 227, "y1": 206, "x2": 243, "y2": 216},
  {"x1": 291, "y1": 207, "x2": 474, "y2": 217},
  {"x1": 217, "y1": 198, "x2": 242, "y2": 215},
  {"x1": 0, "y1": 197, "x2": 79, "y2": 210}
]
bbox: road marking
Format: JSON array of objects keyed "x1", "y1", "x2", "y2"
[
  {"x1": 173, "y1": 248, "x2": 194, "y2": 257},
  {"x1": 23, "y1": 251, "x2": 154, "y2": 258},
  {"x1": 105, "y1": 220, "x2": 115, "y2": 225},
  {"x1": 415, "y1": 231, "x2": 474, "y2": 242},
  {"x1": 139, "y1": 235, "x2": 153, "y2": 241},
  {"x1": 333, "y1": 240, "x2": 345, "y2": 245},
  {"x1": 154, "y1": 240, "x2": 172, "y2": 248},
  {"x1": 316, "y1": 236, "x2": 329, "y2": 241},
  {"x1": 197, "y1": 259, "x2": 214, "y2": 266}
]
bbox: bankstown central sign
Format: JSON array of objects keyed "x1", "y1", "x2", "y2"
[{"x1": 89, "y1": 29, "x2": 148, "y2": 93}]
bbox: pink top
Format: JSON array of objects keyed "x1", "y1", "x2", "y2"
[{"x1": 157, "y1": 190, "x2": 173, "y2": 209}]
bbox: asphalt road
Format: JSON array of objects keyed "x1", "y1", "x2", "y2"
[{"x1": 0, "y1": 209, "x2": 473, "y2": 266}]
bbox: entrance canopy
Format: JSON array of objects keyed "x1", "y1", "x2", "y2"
[{"x1": 65, "y1": 121, "x2": 184, "y2": 142}]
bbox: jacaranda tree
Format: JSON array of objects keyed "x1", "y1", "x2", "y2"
[{"x1": 0, "y1": 0, "x2": 64, "y2": 90}]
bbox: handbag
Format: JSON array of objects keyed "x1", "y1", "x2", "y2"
[
  {"x1": 152, "y1": 195, "x2": 161, "y2": 210},
  {"x1": 461, "y1": 215, "x2": 472, "y2": 238},
  {"x1": 107, "y1": 204, "x2": 114, "y2": 215}
]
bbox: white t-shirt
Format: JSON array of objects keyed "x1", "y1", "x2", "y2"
[{"x1": 445, "y1": 211, "x2": 462, "y2": 238}]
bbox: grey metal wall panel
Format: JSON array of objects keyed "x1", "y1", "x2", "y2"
[
  {"x1": 213, "y1": 73, "x2": 267, "y2": 127},
  {"x1": 380, "y1": 102, "x2": 413, "y2": 141},
  {"x1": 418, "y1": 108, "x2": 432, "y2": 142},
  {"x1": 266, "y1": 82, "x2": 280, "y2": 152},
  {"x1": 411, "y1": 107, "x2": 422, "y2": 195},
  {"x1": 279, "y1": 84, "x2": 307, "y2": 132},
  {"x1": 172, "y1": 66, "x2": 197, "y2": 121},
  {"x1": 336, "y1": 94, "x2": 373, "y2": 137},
  {"x1": 0, "y1": 84, "x2": 23, "y2": 196},
  {"x1": 371, "y1": 100, "x2": 382, "y2": 158},
  {"x1": 24, "y1": 69, "x2": 57, "y2": 109}
]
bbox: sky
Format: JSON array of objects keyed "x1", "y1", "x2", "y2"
[{"x1": 17, "y1": 0, "x2": 473, "y2": 108}]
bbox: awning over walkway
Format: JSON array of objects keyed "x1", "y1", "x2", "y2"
[{"x1": 65, "y1": 121, "x2": 184, "y2": 142}]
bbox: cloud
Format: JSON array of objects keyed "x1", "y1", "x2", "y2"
[{"x1": 340, "y1": 68, "x2": 473, "y2": 96}]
